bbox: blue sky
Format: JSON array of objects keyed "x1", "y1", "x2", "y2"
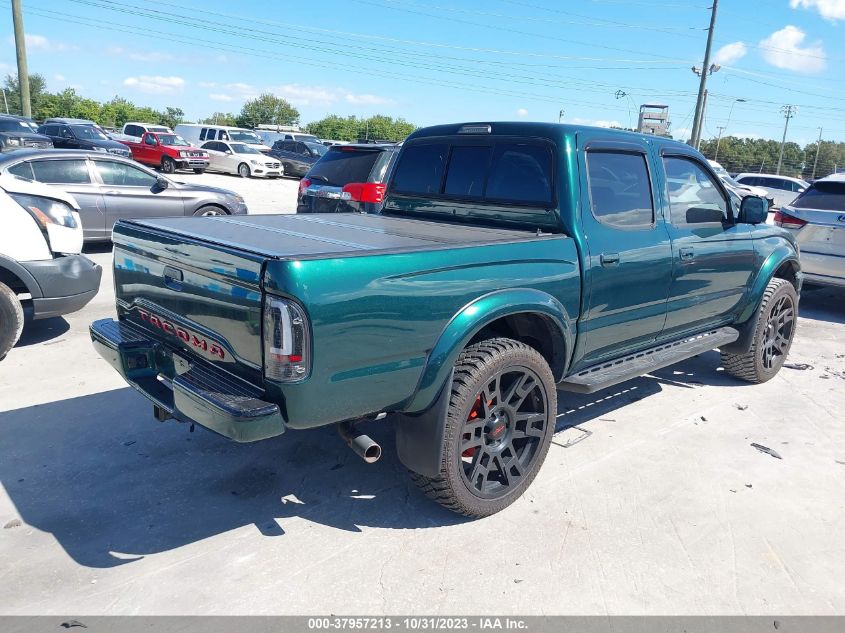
[{"x1": 3, "y1": 0, "x2": 845, "y2": 145}]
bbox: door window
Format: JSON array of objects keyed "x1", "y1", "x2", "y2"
[
  {"x1": 60, "y1": 127, "x2": 73, "y2": 139},
  {"x1": 7, "y1": 162, "x2": 34, "y2": 180},
  {"x1": 444, "y1": 146, "x2": 492, "y2": 197},
  {"x1": 31, "y1": 159, "x2": 91, "y2": 184},
  {"x1": 586, "y1": 151, "x2": 654, "y2": 228},
  {"x1": 94, "y1": 160, "x2": 157, "y2": 187},
  {"x1": 663, "y1": 156, "x2": 728, "y2": 225},
  {"x1": 144, "y1": 135, "x2": 157, "y2": 146}
]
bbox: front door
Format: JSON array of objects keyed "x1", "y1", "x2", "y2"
[
  {"x1": 29, "y1": 157, "x2": 107, "y2": 240},
  {"x1": 659, "y1": 153, "x2": 757, "y2": 337},
  {"x1": 576, "y1": 138, "x2": 674, "y2": 368},
  {"x1": 90, "y1": 159, "x2": 185, "y2": 234}
]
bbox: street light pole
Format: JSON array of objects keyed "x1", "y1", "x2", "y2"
[
  {"x1": 714, "y1": 97, "x2": 745, "y2": 162},
  {"x1": 776, "y1": 105, "x2": 797, "y2": 176},
  {"x1": 558, "y1": 109, "x2": 564, "y2": 123},
  {"x1": 812, "y1": 127, "x2": 823, "y2": 180},
  {"x1": 690, "y1": 0, "x2": 719, "y2": 148}
]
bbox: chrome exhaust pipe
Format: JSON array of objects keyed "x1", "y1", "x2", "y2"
[{"x1": 337, "y1": 421, "x2": 382, "y2": 464}]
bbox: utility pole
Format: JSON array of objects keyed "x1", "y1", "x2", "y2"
[
  {"x1": 1, "y1": 89, "x2": 8, "y2": 114},
  {"x1": 715, "y1": 126, "x2": 726, "y2": 161},
  {"x1": 690, "y1": 0, "x2": 719, "y2": 148},
  {"x1": 11, "y1": 0, "x2": 31, "y2": 118},
  {"x1": 776, "y1": 105, "x2": 797, "y2": 176},
  {"x1": 811, "y1": 127, "x2": 823, "y2": 180},
  {"x1": 558, "y1": 109, "x2": 565, "y2": 123}
]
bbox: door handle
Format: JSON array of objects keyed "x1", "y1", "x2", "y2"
[
  {"x1": 600, "y1": 252, "x2": 620, "y2": 266},
  {"x1": 679, "y1": 246, "x2": 695, "y2": 261},
  {"x1": 104, "y1": 190, "x2": 122, "y2": 195}
]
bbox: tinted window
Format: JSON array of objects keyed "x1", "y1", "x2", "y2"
[
  {"x1": 737, "y1": 176, "x2": 759, "y2": 186},
  {"x1": 663, "y1": 156, "x2": 727, "y2": 225},
  {"x1": 444, "y1": 146, "x2": 492, "y2": 197},
  {"x1": 587, "y1": 151, "x2": 654, "y2": 228},
  {"x1": 7, "y1": 162, "x2": 34, "y2": 180},
  {"x1": 31, "y1": 159, "x2": 91, "y2": 184},
  {"x1": 792, "y1": 181, "x2": 845, "y2": 211},
  {"x1": 308, "y1": 148, "x2": 385, "y2": 186},
  {"x1": 392, "y1": 143, "x2": 448, "y2": 195},
  {"x1": 486, "y1": 143, "x2": 553, "y2": 205},
  {"x1": 94, "y1": 161, "x2": 157, "y2": 187},
  {"x1": 125, "y1": 125, "x2": 140, "y2": 137}
]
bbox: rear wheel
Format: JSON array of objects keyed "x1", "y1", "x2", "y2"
[
  {"x1": 411, "y1": 338, "x2": 556, "y2": 517},
  {"x1": 238, "y1": 163, "x2": 250, "y2": 178},
  {"x1": 721, "y1": 278, "x2": 798, "y2": 383},
  {"x1": 193, "y1": 205, "x2": 227, "y2": 217},
  {"x1": 161, "y1": 157, "x2": 176, "y2": 174},
  {"x1": 0, "y1": 281, "x2": 24, "y2": 361}
]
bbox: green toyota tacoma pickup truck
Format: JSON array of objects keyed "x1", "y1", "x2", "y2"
[{"x1": 91, "y1": 122, "x2": 801, "y2": 517}]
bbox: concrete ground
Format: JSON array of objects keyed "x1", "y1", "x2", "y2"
[
  {"x1": 171, "y1": 170, "x2": 301, "y2": 215},
  {"x1": 0, "y1": 176, "x2": 843, "y2": 614}
]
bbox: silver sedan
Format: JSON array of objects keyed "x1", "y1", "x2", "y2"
[{"x1": 775, "y1": 174, "x2": 845, "y2": 288}]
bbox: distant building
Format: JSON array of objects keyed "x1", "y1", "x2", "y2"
[{"x1": 637, "y1": 104, "x2": 670, "y2": 136}]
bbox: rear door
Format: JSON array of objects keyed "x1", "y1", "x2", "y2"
[
  {"x1": 91, "y1": 159, "x2": 185, "y2": 234},
  {"x1": 577, "y1": 136, "x2": 674, "y2": 366},
  {"x1": 202, "y1": 141, "x2": 227, "y2": 173},
  {"x1": 659, "y1": 152, "x2": 757, "y2": 337},
  {"x1": 29, "y1": 157, "x2": 106, "y2": 240}
]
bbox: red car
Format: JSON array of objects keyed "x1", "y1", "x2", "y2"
[{"x1": 119, "y1": 132, "x2": 210, "y2": 174}]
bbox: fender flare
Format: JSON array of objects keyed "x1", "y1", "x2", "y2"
[
  {"x1": 395, "y1": 289, "x2": 574, "y2": 477},
  {"x1": 721, "y1": 247, "x2": 801, "y2": 355},
  {"x1": 0, "y1": 254, "x2": 43, "y2": 298}
]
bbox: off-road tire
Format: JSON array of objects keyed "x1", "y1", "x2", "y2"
[
  {"x1": 721, "y1": 277, "x2": 798, "y2": 383},
  {"x1": 161, "y1": 157, "x2": 176, "y2": 174},
  {"x1": 0, "y1": 281, "x2": 24, "y2": 361},
  {"x1": 238, "y1": 163, "x2": 250, "y2": 178},
  {"x1": 410, "y1": 337, "x2": 557, "y2": 518}
]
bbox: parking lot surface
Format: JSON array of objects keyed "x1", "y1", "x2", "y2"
[
  {"x1": 173, "y1": 170, "x2": 301, "y2": 215},
  {"x1": 0, "y1": 180, "x2": 843, "y2": 613}
]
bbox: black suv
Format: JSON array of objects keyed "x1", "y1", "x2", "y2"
[
  {"x1": 36, "y1": 122, "x2": 131, "y2": 157},
  {"x1": 297, "y1": 143, "x2": 399, "y2": 214},
  {"x1": 0, "y1": 115, "x2": 53, "y2": 152},
  {"x1": 269, "y1": 140, "x2": 327, "y2": 177}
]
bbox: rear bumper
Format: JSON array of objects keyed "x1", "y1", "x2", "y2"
[
  {"x1": 20, "y1": 255, "x2": 102, "y2": 319},
  {"x1": 801, "y1": 251, "x2": 845, "y2": 287},
  {"x1": 90, "y1": 318, "x2": 286, "y2": 442}
]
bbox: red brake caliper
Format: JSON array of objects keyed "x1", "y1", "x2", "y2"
[{"x1": 462, "y1": 396, "x2": 485, "y2": 458}]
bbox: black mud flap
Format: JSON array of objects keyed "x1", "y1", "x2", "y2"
[{"x1": 395, "y1": 370, "x2": 453, "y2": 478}]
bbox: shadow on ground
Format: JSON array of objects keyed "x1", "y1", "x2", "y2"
[
  {"x1": 799, "y1": 285, "x2": 845, "y2": 325},
  {"x1": 14, "y1": 315, "x2": 70, "y2": 348},
  {"x1": 0, "y1": 350, "x2": 731, "y2": 569}
]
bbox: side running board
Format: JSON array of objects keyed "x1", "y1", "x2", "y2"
[{"x1": 559, "y1": 327, "x2": 739, "y2": 394}]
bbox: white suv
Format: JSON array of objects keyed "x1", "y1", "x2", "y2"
[
  {"x1": 735, "y1": 173, "x2": 809, "y2": 209},
  {"x1": 0, "y1": 175, "x2": 101, "y2": 359}
]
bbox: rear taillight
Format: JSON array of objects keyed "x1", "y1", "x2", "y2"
[
  {"x1": 773, "y1": 210, "x2": 806, "y2": 229},
  {"x1": 263, "y1": 296, "x2": 310, "y2": 383},
  {"x1": 341, "y1": 182, "x2": 386, "y2": 204},
  {"x1": 298, "y1": 178, "x2": 311, "y2": 199}
]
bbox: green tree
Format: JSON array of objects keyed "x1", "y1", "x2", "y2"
[
  {"x1": 159, "y1": 106, "x2": 184, "y2": 129},
  {"x1": 306, "y1": 114, "x2": 416, "y2": 142},
  {"x1": 236, "y1": 93, "x2": 299, "y2": 128},
  {"x1": 198, "y1": 112, "x2": 238, "y2": 125},
  {"x1": 3, "y1": 73, "x2": 48, "y2": 117}
]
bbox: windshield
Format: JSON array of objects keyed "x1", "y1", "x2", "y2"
[
  {"x1": 305, "y1": 142, "x2": 328, "y2": 156},
  {"x1": 0, "y1": 120, "x2": 37, "y2": 133},
  {"x1": 230, "y1": 143, "x2": 261, "y2": 154},
  {"x1": 792, "y1": 181, "x2": 845, "y2": 211},
  {"x1": 721, "y1": 175, "x2": 742, "y2": 188},
  {"x1": 71, "y1": 125, "x2": 108, "y2": 140},
  {"x1": 157, "y1": 134, "x2": 190, "y2": 146},
  {"x1": 229, "y1": 131, "x2": 262, "y2": 144}
]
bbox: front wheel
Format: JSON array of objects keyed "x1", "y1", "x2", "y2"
[
  {"x1": 193, "y1": 205, "x2": 227, "y2": 217},
  {"x1": 411, "y1": 338, "x2": 557, "y2": 517},
  {"x1": 238, "y1": 163, "x2": 250, "y2": 178},
  {"x1": 721, "y1": 277, "x2": 798, "y2": 383},
  {"x1": 161, "y1": 157, "x2": 176, "y2": 174},
  {"x1": 193, "y1": 168, "x2": 205, "y2": 174},
  {"x1": 0, "y1": 281, "x2": 24, "y2": 360}
]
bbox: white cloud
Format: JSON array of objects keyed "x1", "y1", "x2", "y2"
[
  {"x1": 713, "y1": 41, "x2": 748, "y2": 65},
  {"x1": 54, "y1": 74, "x2": 65, "y2": 81},
  {"x1": 790, "y1": 0, "x2": 845, "y2": 21},
  {"x1": 759, "y1": 26, "x2": 826, "y2": 73},
  {"x1": 208, "y1": 93, "x2": 233, "y2": 102},
  {"x1": 123, "y1": 75, "x2": 185, "y2": 94},
  {"x1": 128, "y1": 51, "x2": 174, "y2": 63},
  {"x1": 108, "y1": 46, "x2": 125, "y2": 55},
  {"x1": 345, "y1": 93, "x2": 392, "y2": 105},
  {"x1": 198, "y1": 81, "x2": 217, "y2": 88},
  {"x1": 516, "y1": 108, "x2": 529, "y2": 117},
  {"x1": 267, "y1": 84, "x2": 339, "y2": 106},
  {"x1": 8, "y1": 34, "x2": 75, "y2": 52},
  {"x1": 571, "y1": 117, "x2": 622, "y2": 128},
  {"x1": 227, "y1": 82, "x2": 255, "y2": 93}
]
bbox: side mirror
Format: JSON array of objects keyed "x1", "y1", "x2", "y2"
[
  {"x1": 155, "y1": 177, "x2": 169, "y2": 190},
  {"x1": 225, "y1": 150, "x2": 232, "y2": 155},
  {"x1": 739, "y1": 196, "x2": 768, "y2": 225},
  {"x1": 797, "y1": 188, "x2": 806, "y2": 194}
]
